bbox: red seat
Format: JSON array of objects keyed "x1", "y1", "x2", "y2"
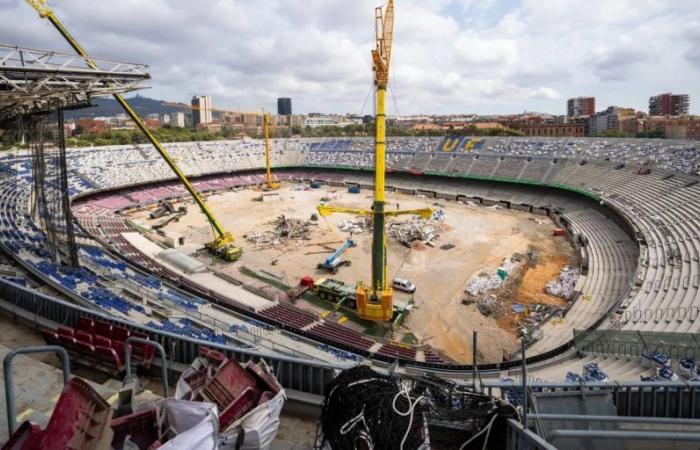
[
  {"x1": 111, "y1": 326, "x2": 130, "y2": 342},
  {"x1": 96, "y1": 346, "x2": 124, "y2": 372},
  {"x1": 94, "y1": 335, "x2": 111, "y2": 348},
  {"x1": 76, "y1": 317, "x2": 94, "y2": 334},
  {"x1": 76, "y1": 341, "x2": 95, "y2": 358},
  {"x1": 74, "y1": 331, "x2": 93, "y2": 345},
  {"x1": 111, "y1": 340, "x2": 126, "y2": 362},
  {"x1": 41, "y1": 330, "x2": 58, "y2": 346},
  {"x1": 56, "y1": 326, "x2": 74, "y2": 338},
  {"x1": 129, "y1": 332, "x2": 155, "y2": 368},
  {"x1": 95, "y1": 320, "x2": 112, "y2": 338},
  {"x1": 58, "y1": 334, "x2": 77, "y2": 350}
]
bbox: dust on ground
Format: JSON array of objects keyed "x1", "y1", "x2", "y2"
[{"x1": 128, "y1": 183, "x2": 577, "y2": 364}]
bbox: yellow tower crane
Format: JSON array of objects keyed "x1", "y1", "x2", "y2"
[
  {"x1": 26, "y1": 0, "x2": 242, "y2": 261},
  {"x1": 165, "y1": 102, "x2": 280, "y2": 191},
  {"x1": 262, "y1": 112, "x2": 280, "y2": 191},
  {"x1": 317, "y1": 0, "x2": 432, "y2": 321}
]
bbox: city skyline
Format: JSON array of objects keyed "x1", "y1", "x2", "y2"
[{"x1": 2, "y1": 0, "x2": 698, "y2": 115}]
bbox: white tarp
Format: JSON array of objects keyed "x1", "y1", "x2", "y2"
[
  {"x1": 218, "y1": 389, "x2": 286, "y2": 450},
  {"x1": 158, "y1": 249, "x2": 208, "y2": 274},
  {"x1": 152, "y1": 399, "x2": 219, "y2": 450},
  {"x1": 175, "y1": 360, "x2": 286, "y2": 450}
]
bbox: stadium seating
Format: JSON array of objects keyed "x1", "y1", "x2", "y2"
[{"x1": 1, "y1": 134, "x2": 699, "y2": 372}]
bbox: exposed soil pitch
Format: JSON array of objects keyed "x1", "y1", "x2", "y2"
[{"x1": 129, "y1": 183, "x2": 576, "y2": 364}]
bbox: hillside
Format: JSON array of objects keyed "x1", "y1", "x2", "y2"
[{"x1": 64, "y1": 95, "x2": 190, "y2": 119}]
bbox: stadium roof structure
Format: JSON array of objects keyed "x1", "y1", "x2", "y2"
[{"x1": 0, "y1": 43, "x2": 150, "y2": 120}]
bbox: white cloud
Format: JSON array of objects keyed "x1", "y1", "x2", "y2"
[{"x1": 0, "y1": 0, "x2": 698, "y2": 114}]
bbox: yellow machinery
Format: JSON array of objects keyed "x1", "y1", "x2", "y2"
[
  {"x1": 26, "y1": 0, "x2": 242, "y2": 261},
  {"x1": 165, "y1": 103, "x2": 279, "y2": 190},
  {"x1": 317, "y1": 0, "x2": 432, "y2": 321},
  {"x1": 262, "y1": 113, "x2": 280, "y2": 191}
]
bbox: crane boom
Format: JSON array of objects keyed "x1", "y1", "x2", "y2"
[
  {"x1": 25, "y1": 0, "x2": 241, "y2": 261},
  {"x1": 317, "y1": 205, "x2": 432, "y2": 219}
]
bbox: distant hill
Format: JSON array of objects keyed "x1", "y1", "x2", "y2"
[{"x1": 64, "y1": 95, "x2": 190, "y2": 119}]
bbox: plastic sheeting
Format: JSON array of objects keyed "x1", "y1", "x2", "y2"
[
  {"x1": 545, "y1": 266, "x2": 579, "y2": 300},
  {"x1": 465, "y1": 258, "x2": 517, "y2": 296},
  {"x1": 175, "y1": 360, "x2": 286, "y2": 450},
  {"x1": 218, "y1": 389, "x2": 286, "y2": 450},
  {"x1": 158, "y1": 249, "x2": 208, "y2": 274},
  {"x1": 153, "y1": 399, "x2": 219, "y2": 450}
]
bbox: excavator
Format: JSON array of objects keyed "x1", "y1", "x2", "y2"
[
  {"x1": 316, "y1": 0, "x2": 433, "y2": 321},
  {"x1": 26, "y1": 0, "x2": 242, "y2": 261}
]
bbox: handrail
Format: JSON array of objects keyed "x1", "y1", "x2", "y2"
[
  {"x1": 3, "y1": 345, "x2": 71, "y2": 435},
  {"x1": 124, "y1": 336, "x2": 169, "y2": 397}
]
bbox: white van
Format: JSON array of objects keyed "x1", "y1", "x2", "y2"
[{"x1": 392, "y1": 277, "x2": 416, "y2": 293}]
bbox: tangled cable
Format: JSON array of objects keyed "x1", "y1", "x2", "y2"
[
  {"x1": 316, "y1": 367, "x2": 519, "y2": 450},
  {"x1": 316, "y1": 366, "x2": 428, "y2": 450}
]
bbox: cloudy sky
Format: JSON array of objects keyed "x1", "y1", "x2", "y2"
[{"x1": 2, "y1": 0, "x2": 699, "y2": 115}]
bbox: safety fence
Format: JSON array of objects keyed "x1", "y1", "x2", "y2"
[
  {"x1": 0, "y1": 279, "x2": 344, "y2": 397},
  {"x1": 573, "y1": 328, "x2": 700, "y2": 361}
]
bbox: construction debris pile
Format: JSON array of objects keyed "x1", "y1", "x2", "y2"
[
  {"x1": 465, "y1": 257, "x2": 517, "y2": 296},
  {"x1": 388, "y1": 209, "x2": 447, "y2": 248},
  {"x1": 338, "y1": 216, "x2": 371, "y2": 234},
  {"x1": 245, "y1": 215, "x2": 316, "y2": 249},
  {"x1": 545, "y1": 266, "x2": 579, "y2": 300}
]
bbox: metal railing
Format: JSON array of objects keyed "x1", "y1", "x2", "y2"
[
  {"x1": 123, "y1": 336, "x2": 169, "y2": 397},
  {"x1": 3, "y1": 346, "x2": 71, "y2": 435},
  {"x1": 506, "y1": 419, "x2": 557, "y2": 450},
  {"x1": 483, "y1": 380, "x2": 700, "y2": 419},
  {"x1": 0, "y1": 279, "x2": 343, "y2": 398},
  {"x1": 573, "y1": 328, "x2": 700, "y2": 360}
]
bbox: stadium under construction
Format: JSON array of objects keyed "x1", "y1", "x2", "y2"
[{"x1": 1, "y1": 0, "x2": 700, "y2": 449}]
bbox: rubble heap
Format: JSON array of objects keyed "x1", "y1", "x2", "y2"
[
  {"x1": 388, "y1": 209, "x2": 447, "y2": 247},
  {"x1": 545, "y1": 266, "x2": 579, "y2": 300},
  {"x1": 245, "y1": 215, "x2": 316, "y2": 249},
  {"x1": 465, "y1": 257, "x2": 517, "y2": 296},
  {"x1": 338, "y1": 217, "x2": 371, "y2": 234}
]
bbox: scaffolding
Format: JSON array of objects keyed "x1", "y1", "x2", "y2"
[
  {"x1": 0, "y1": 43, "x2": 150, "y2": 268},
  {"x1": 27, "y1": 105, "x2": 78, "y2": 266}
]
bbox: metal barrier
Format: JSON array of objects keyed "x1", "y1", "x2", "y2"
[
  {"x1": 506, "y1": 419, "x2": 557, "y2": 450},
  {"x1": 0, "y1": 279, "x2": 343, "y2": 398},
  {"x1": 3, "y1": 346, "x2": 71, "y2": 435},
  {"x1": 124, "y1": 336, "x2": 169, "y2": 397},
  {"x1": 573, "y1": 328, "x2": 700, "y2": 360},
  {"x1": 483, "y1": 380, "x2": 700, "y2": 419}
]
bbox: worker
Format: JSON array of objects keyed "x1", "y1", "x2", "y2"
[{"x1": 396, "y1": 202, "x2": 400, "y2": 210}]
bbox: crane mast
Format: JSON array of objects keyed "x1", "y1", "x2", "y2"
[
  {"x1": 318, "y1": 0, "x2": 431, "y2": 321},
  {"x1": 363, "y1": 0, "x2": 395, "y2": 320},
  {"x1": 25, "y1": 0, "x2": 242, "y2": 261},
  {"x1": 262, "y1": 113, "x2": 280, "y2": 191}
]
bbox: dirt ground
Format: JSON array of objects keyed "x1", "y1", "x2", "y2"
[{"x1": 127, "y1": 182, "x2": 576, "y2": 364}]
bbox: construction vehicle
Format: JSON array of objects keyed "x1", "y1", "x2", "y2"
[
  {"x1": 314, "y1": 278, "x2": 414, "y2": 322},
  {"x1": 149, "y1": 200, "x2": 180, "y2": 219},
  {"x1": 315, "y1": 0, "x2": 432, "y2": 321},
  {"x1": 317, "y1": 239, "x2": 356, "y2": 274},
  {"x1": 314, "y1": 278, "x2": 358, "y2": 309},
  {"x1": 286, "y1": 275, "x2": 315, "y2": 300},
  {"x1": 26, "y1": 0, "x2": 242, "y2": 262}
]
